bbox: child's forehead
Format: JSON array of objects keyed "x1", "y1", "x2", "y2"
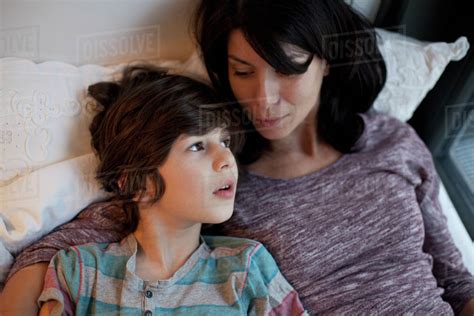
[{"x1": 176, "y1": 128, "x2": 229, "y2": 141}]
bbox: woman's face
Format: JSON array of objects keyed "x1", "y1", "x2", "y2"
[{"x1": 227, "y1": 29, "x2": 329, "y2": 140}]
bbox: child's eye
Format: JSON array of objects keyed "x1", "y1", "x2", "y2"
[
  {"x1": 221, "y1": 137, "x2": 231, "y2": 148},
  {"x1": 188, "y1": 142, "x2": 205, "y2": 152}
]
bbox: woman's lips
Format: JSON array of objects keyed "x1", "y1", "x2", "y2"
[{"x1": 256, "y1": 115, "x2": 288, "y2": 128}]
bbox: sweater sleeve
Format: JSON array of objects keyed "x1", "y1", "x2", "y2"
[
  {"x1": 6, "y1": 201, "x2": 126, "y2": 282},
  {"x1": 246, "y1": 243, "x2": 307, "y2": 316},
  {"x1": 414, "y1": 137, "x2": 474, "y2": 314}
]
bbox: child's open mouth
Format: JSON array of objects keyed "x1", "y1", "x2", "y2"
[{"x1": 213, "y1": 180, "x2": 235, "y2": 199}]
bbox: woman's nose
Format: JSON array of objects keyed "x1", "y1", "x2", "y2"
[{"x1": 253, "y1": 71, "x2": 280, "y2": 112}]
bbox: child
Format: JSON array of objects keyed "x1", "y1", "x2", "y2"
[{"x1": 37, "y1": 65, "x2": 307, "y2": 315}]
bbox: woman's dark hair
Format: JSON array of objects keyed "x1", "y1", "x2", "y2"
[
  {"x1": 88, "y1": 65, "x2": 240, "y2": 233},
  {"x1": 194, "y1": 0, "x2": 387, "y2": 164}
]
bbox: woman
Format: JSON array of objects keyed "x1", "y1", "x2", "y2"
[{"x1": 2, "y1": 0, "x2": 474, "y2": 314}]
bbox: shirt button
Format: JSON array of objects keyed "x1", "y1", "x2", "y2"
[
  {"x1": 144, "y1": 310, "x2": 152, "y2": 316},
  {"x1": 145, "y1": 290, "x2": 153, "y2": 298}
]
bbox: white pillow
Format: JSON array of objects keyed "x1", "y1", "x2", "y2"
[
  {"x1": 0, "y1": 241, "x2": 13, "y2": 287},
  {"x1": 0, "y1": 58, "x2": 182, "y2": 186},
  {"x1": 0, "y1": 153, "x2": 109, "y2": 285},
  {"x1": 1, "y1": 60, "x2": 104, "y2": 186},
  {"x1": 372, "y1": 29, "x2": 469, "y2": 121},
  {"x1": 0, "y1": 153, "x2": 107, "y2": 253}
]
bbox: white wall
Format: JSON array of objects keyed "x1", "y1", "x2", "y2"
[
  {"x1": 1, "y1": 0, "x2": 381, "y2": 65},
  {"x1": 1, "y1": 0, "x2": 197, "y2": 65}
]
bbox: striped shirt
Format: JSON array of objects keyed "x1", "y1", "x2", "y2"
[{"x1": 38, "y1": 234, "x2": 307, "y2": 315}]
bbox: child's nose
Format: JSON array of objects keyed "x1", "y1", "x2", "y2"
[{"x1": 213, "y1": 148, "x2": 235, "y2": 172}]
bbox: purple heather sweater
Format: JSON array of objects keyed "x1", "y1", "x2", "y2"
[{"x1": 8, "y1": 112, "x2": 474, "y2": 314}]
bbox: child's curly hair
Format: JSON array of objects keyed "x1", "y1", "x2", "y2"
[{"x1": 88, "y1": 65, "x2": 242, "y2": 233}]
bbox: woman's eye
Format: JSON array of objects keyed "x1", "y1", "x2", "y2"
[
  {"x1": 189, "y1": 142, "x2": 205, "y2": 152},
  {"x1": 275, "y1": 70, "x2": 297, "y2": 78},
  {"x1": 221, "y1": 137, "x2": 231, "y2": 148},
  {"x1": 234, "y1": 70, "x2": 253, "y2": 77}
]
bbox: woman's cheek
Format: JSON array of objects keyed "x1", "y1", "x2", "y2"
[
  {"x1": 230, "y1": 80, "x2": 247, "y2": 100},
  {"x1": 229, "y1": 80, "x2": 240, "y2": 99}
]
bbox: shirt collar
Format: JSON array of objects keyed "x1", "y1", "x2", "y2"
[{"x1": 122, "y1": 234, "x2": 211, "y2": 290}]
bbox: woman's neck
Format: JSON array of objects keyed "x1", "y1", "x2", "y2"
[
  {"x1": 248, "y1": 112, "x2": 342, "y2": 179},
  {"x1": 132, "y1": 208, "x2": 201, "y2": 281},
  {"x1": 269, "y1": 118, "x2": 319, "y2": 157}
]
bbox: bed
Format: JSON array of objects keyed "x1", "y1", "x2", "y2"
[{"x1": 1, "y1": 0, "x2": 472, "y2": 289}]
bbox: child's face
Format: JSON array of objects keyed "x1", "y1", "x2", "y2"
[{"x1": 150, "y1": 128, "x2": 238, "y2": 227}]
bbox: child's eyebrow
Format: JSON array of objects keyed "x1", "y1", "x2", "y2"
[
  {"x1": 174, "y1": 134, "x2": 196, "y2": 147},
  {"x1": 220, "y1": 129, "x2": 231, "y2": 138},
  {"x1": 176, "y1": 133, "x2": 207, "y2": 147},
  {"x1": 177, "y1": 129, "x2": 230, "y2": 144}
]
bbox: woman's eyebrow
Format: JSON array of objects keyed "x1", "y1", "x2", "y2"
[{"x1": 228, "y1": 55, "x2": 253, "y2": 66}]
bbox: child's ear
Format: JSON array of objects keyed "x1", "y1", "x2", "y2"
[
  {"x1": 117, "y1": 175, "x2": 126, "y2": 192},
  {"x1": 118, "y1": 175, "x2": 146, "y2": 203},
  {"x1": 134, "y1": 177, "x2": 157, "y2": 204}
]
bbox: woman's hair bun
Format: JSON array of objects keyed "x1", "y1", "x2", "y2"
[{"x1": 88, "y1": 82, "x2": 122, "y2": 109}]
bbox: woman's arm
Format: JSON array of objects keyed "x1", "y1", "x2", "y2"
[
  {"x1": 1, "y1": 201, "x2": 125, "y2": 315},
  {"x1": 460, "y1": 299, "x2": 474, "y2": 316},
  {"x1": 0, "y1": 263, "x2": 48, "y2": 315},
  {"x1": 5, "y1": 200, "x2": 126, "y2": 280},
  {"x1": 412, "y1": 136, "x2": 474, "y2": 314}
]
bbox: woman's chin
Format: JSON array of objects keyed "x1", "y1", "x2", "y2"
[
  {"x1": 256, "y1": 126, "x2": 292, "y2": 141},
  {"x1": 253, "y1": 116, "x2": 294, "y2": 140}
]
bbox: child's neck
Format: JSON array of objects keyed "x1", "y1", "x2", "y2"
[{"x1": 132, "y1": 213, "x2": 201, "y2": 281}]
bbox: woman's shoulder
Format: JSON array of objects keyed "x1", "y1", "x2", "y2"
[
  {"x1": 356, "y1": 111, "x2": 428, "y2": 155},
  {"x1": 353, "y1": 111, "x2": 437, "y2": 184}
]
